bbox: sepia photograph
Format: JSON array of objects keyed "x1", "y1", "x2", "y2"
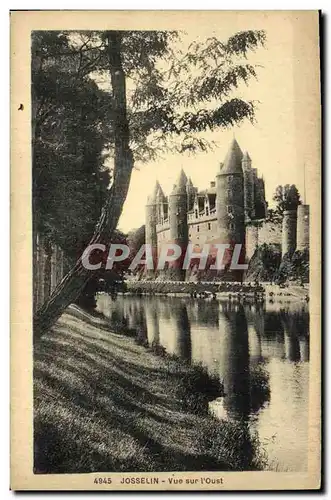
[{"x1": 10, "y1": 10, "x2": 321, "y2": 490}]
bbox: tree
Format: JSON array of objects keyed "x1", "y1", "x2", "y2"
[
  {"x1": 32, "y1": 32, "x2": 112, "y2": 258},
  {"x1": 34, "y1": 29, "x2": 266, "y2": 339},
  {"x1": 246, "y1": 243, "x2": 281, "y2": 282},
  {"x1": 273, "y1": 184, "x2": 301, "y2": 215}
]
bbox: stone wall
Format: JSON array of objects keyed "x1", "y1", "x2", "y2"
[
  {"x1": 245, "y1": 225, "x2": 259, "y2": 260},
  {"x1": 158, "y1": 218, "x2": 283, "y2": 257},
  {"x1": 187, "y1": 217, "x2": 218, "y2": 245},
  {"x1": 157, "y1": 217, "x2": 220, "y2": 247},
  {"x1": 145, "y1": 201, "x2": 158, "y2": 271},
  {"x1": 245, "y1": 220, "x2": 282, "y2": 260},
  {"x1": 258, "y1": 220, "x2": 282, "y2": 247},
  {"x1": 156, "y1": 212, "x2": 307, "y2": 274}
]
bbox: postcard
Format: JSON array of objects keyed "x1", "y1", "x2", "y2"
[{"x1": 10, "y1": 10, "x2": 321, "y2": 490}]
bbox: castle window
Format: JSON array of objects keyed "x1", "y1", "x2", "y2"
[
  {"x1": 227, "y1": 189, "x2": 232, "y2": 198},
  {"x1": 197, "y1": 225, "x2": 200, "y2": 233},
  {"x1": 227, "y1": 205, "x2": 233, "y2": 214},
  {"x1": 195, "y1": 209, "x2": 198, "y2": 219},
  {"x1": 206, "y1": 206, "x2": 209, "y2": 216},
  {"x1": 208, "y1": 222, "x2": 211, "y2": 230}
]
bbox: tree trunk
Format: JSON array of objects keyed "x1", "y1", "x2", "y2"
[
  {"x1": 43, "y1": 238, "x2": 52, "y2": 301},
  {"x1": 33, "y1": 31, "x2": 133, "y2": 341}
]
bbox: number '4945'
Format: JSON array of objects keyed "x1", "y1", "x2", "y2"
[{"x1": 94, "y1": 478, "x2": 112, "y2": 484}]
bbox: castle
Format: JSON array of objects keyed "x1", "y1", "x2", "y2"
[{"x1": 145, "y1": 139, "x2": 310, "y2": 280}]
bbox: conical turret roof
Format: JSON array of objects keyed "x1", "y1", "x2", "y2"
[
  {"x1": 170, "y1": 169, "x2": 187, "y2": 195},
  {"x1": 242, "y1": 151, "x2": 251, "y2": 162},
  {"x1": 146, "y1": 181, "x2": 161, "y2": 205},
  {"x1": 221, "y1": 138, "x2": 243, "y2": 175},
  {"x1": 186, "y1": 176, "x2": 194, "y2": 189},
  {"x1": 154, "y1": 180, "x2": 166, "y2": 201},
  {"x1": 177, "y1": 168, "x2": 188, "y2": 187},
  {"x1": 153, "y1": 180, "x2": 161, "y2": 197}
]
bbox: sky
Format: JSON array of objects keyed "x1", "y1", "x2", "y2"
[{"x1": 115, "y1": 12, "x2": 319, "y2": 233}]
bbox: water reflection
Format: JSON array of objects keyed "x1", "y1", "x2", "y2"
[
  {"x1": 218, "y1": 303, "x2": 250, "y2": 421},
  {"x1": 96, "y1": 294, "x2": 309, "y2": 471},
  {"x1": 145, "y1": 300, "x2": 160, "y2": 346}
]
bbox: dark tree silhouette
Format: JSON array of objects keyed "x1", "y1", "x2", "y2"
[{"x1": 273, "y1": 184, "x2": 301, "y2": 214}]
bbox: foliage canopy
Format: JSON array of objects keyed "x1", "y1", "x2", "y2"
[{"x1": 33, "y1": 28, "x2": 266, "y2": 257}]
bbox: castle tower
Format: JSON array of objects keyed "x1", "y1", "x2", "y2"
[
  {"x1": 282, "y1": 208, "x2": 297, "y2": 257},
  {"x1": 252, "y1": 170, "x2": 267, "y2": 219},
  {"x1": 186, "y1": 177, "x2": 196, "y2": 211},
  {"x1": 257, "y1": 177, "x2": 267, "y2": 218},
  {"x1": 216, "y1": 139, "x2": 245, "y2": 273},
  {"x1": 297, "y1": 204, "x2": 310, "y2": 252},
  {"x1": 168, "y1": 169, "x2": 188, "y2": 280},
  {"x1": 245, "y1": 225, "x2": 259, "y2": 260},
  {"x1": 242, "y1": 151, "x2": 255, "y2": 220},
  {"x1": 145, "y1": 188, "x2": 158, "y2": 270},
  {"x1": 155, "y1": 181, "x2": 168, "y2": 222}
]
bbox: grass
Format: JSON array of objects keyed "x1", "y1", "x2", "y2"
[{"x1": 34, "y1": 306, "x2": 265, "y2": 473}]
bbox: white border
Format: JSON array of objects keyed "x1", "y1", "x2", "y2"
[{"x1": 4, "y1": 3, "x2": 328, "y2": 498}]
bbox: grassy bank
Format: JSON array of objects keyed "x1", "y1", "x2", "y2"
[{"x1": 34, "y1": 306, "x2": 264, "y2": 473}]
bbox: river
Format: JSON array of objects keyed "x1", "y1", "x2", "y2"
[{"x1": 96, "y1": 293, "x2": 309, "y2": 472}]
